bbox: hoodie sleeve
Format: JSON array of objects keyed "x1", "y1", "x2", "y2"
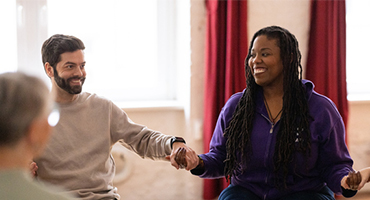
[
  {"x1": 318, "y1": 116, "x2": 353, "y2": 194},
  {"x1": 308, "y1": 91, "x2": 354, "y2": 195},
  {"x1": 191, "y1": 92, "x2": 243, "y2": 178}
]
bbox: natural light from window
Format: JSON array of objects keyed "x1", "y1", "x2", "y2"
[
  {"x1": 346, "y1": 0, "x2": 370, "y2": 101},
  {"x1": 5, "y1": 1, "x2": 365, "y2": 102},
  {"x1": 48, "y1": 0, "x2": 174, "y2": 103},
  {"x1": 0, "y1": 1, "x2": 16, "y2": 74},
  {"x1": 0, "y1": 0, "x2": 190, "y2": 107}
]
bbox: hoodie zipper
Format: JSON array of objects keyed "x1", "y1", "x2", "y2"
[
  {"x1": 261, "y1": 114, "x2": 274, "y2": 200},
  {"x1": 270, "y1": 123, "x2": 275, "y2": 133},
  {"x1": 262, "y1": 114, "x2": 275, "y2": 134}
]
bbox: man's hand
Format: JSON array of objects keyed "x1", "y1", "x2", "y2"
[
  {"x1": 167, "y1": 142, "x2": 199, "y2": 171},
  {"x1": 175, "y1": 147, "x2": 187, "y2": 169},
  {"x1": 29, "y1": 161, "x2": 38, "y2": 177},
  {"x1": 357, "y1": 167, "x2": 370, "y2": 190}
]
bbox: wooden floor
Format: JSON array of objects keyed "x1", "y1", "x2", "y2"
[
  {"x1": 338, "y1": 192, "x2": 370, "y2": 200},
  {"x1": 214, "y1": 192, "x2": 370, "y2": 200}
]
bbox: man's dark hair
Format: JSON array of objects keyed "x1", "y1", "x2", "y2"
[
  {"x1": 223, "y1": 26, "x2": 311, "y2": 189},
  {"x1": 41, "y1": 34, "x2": 85, "y2": 70}
]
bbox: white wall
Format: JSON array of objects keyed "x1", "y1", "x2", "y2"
[
  {"x1": 247, "y1": 0, "x2": 310, "y2": 75},
  {"x1": 347, "y1": 101, "x2": 370, "y2": 194}
]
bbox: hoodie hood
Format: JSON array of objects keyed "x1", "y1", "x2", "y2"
[{"x1": 302, "y1": 79, "x2": 315, "y2": 101}]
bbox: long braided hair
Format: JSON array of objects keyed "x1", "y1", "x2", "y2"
[{"x1": 223, "y1": 26, "x2": 311, "y2": 188}]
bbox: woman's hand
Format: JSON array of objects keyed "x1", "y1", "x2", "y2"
[
  {"x1": 342, "y1": 170, "x2": 361, "y2": 190},
  {"x1": 166, "y1": 143, "x2": 199, "y2": 171}
]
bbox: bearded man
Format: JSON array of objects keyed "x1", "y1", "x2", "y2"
[{"x1": 35, "y1": 34, "x2": 198, "y2": 200}]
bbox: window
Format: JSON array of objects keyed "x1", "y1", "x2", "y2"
[
  {"x1": 3, "y1": 0, "x2": 190, "y2": 106},
  {"x1": 346, "y1": 0, "x2": 370, "y2": 101},
  {"x1": 0, "y1": 1, "x2": 17, "y2": 74}
]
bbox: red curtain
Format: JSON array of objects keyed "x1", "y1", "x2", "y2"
[
  {"x1": 305, "y1": 0, "x2": 348, "y2": 135},
  {"x1": 203, "y1": 0, "x2": 247, "y2": 199}
]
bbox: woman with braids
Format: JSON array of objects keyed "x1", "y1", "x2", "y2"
[{"x1": 176, "y1": 26, "x2": 358, "y2": 199}]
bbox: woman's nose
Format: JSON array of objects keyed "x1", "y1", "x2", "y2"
[{"x1": 251, "y1": 55, "x2": 262, "y2": 64}]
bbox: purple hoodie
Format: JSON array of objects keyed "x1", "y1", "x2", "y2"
[{"x1": 194, "y1": 80, "x2": 353, "y2": 199}]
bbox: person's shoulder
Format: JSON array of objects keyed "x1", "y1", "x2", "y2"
[
  {"x1": 227, "y1": 90, "x2": 244, "y2": 105},
  {"x1": 303, "y1": 81, "x2": 336, "y2": 105},
  {"x1": 0, "y1": 171, "x2": 73, "y2": 200},
  {"x1": 222, "y1": 90, "x2": 245, "y2": 114},
  {"x1": 29, "y1": 184, "x2": 74, "y2": 200},
  {"x1": 79, "y1": 92, "x2": 112, "y2": 104},
  {"x1": 303, "y1": 80, "x2": 341, "y2": 116},
  {"x1": 29, "y1": 175, "x2": 75, "y2": 200}
]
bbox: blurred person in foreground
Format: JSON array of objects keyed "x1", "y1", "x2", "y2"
[{"x1": 0, "y1": 72, "x2": 72, "y2": 200}]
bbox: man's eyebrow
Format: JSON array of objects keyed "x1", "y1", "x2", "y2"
[
  {"x1": 64, "y1": 61, "x2": 76, "y2": 65},
  {"x1": 63, "y1": 61, "x2": 86, "y2": 65}
]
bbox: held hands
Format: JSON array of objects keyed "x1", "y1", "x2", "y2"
[
  {"x1": 29, "y1": 161, "x2": 38, "y2": 177},
  {"x1": 166, "y1": 142, "x2": 199, "y2": 171},
  {"x1": 342, "y1": 168, "x2": 370, "y2": 191},
  {"x1": 175, "y1": 147, "x2": 188, "y2": 169},
  {"x1": 345, "y1": 167, "x2": 370, "y2": 190},
  {"x1": 342, "y1": 171, "x2": 361, "y2": 190}
]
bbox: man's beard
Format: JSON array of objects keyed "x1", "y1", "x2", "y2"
[{"x1": 54, "y1": 69, "x2": 85, "y2": 94}]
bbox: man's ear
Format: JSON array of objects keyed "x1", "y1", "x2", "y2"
[{"x1": 44, "y1": 62, "x2": 54, "y2": 78}]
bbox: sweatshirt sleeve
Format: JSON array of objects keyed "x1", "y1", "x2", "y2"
[{"x1": 109, "y1": 102, "x2": 173, "y2": 160}]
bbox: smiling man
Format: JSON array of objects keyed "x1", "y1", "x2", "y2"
[
  {"x1": 35, "y1": 34, "x2": 198, "y2": 200},
  {"x1": 45, "y1": 48, "x2": 86, "y2": 102},
  {"x1": 51, "y1": 51, "x2": 86, "y2": 95}
]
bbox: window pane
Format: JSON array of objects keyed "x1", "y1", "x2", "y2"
[
  {"x1": 0, "y1": 1, "x2": 17, "y2": 74},
  {"x1": 346, "y1": 0, "x2": 370, "y2": 101},
  {"x1": 47, "y1": 0, "x2": 174, "y2": 102}
]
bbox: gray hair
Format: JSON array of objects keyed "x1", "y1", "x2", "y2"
[{"x1": 0, "y1": 72, "x2": 51, "y2": 146}]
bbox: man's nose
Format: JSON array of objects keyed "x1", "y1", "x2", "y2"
[{"x1": 73, "y1": 67, "x2": 84, "y2": 76}]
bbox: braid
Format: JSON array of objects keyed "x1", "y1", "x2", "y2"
[
  {"x1": 224, "y1": 67, "x2": 257, "y2": 181},
  {"x1": 223, "y1": 26, "x2": 311, "y2": 188}
]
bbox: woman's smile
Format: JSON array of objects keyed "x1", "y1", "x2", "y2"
[{"x1": 253, "y1": 67, "x2": 267, "y2": 75}]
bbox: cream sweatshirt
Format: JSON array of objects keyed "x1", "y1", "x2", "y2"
[{"x1": 34, "y1": 92, "x2": 173, "y2": 199}]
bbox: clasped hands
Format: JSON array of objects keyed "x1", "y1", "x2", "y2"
[
  {"x1": 342, "y1": 170, "x2": 362, "y2": 191},
  {"x1": 167, "y1": 142, "x2": 199, "y2": 170}
]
